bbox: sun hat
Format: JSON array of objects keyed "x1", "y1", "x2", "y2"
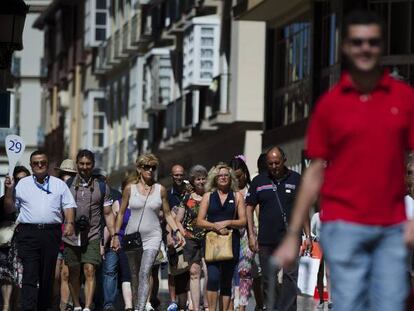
[{"x1": 55, "y1": 159, "x2": 77, "y2": 174}]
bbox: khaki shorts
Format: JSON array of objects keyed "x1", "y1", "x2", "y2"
[{"x1": 63, "y1": 239, "x2": 101, "y2": 267}]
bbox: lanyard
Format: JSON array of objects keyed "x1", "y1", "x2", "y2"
[{"x1": 33, "y1": 175, "x2": 51, "y2": 194}]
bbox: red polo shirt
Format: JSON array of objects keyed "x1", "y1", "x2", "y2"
[{"x1": 306, "y1": 70, "x2": 414, "y2": 225}]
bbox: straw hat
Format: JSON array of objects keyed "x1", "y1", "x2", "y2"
[{"x1": 55, "y1": 159, "x2": 77, "y2": 174}]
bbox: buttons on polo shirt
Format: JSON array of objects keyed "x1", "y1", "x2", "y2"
[
  {"x1": 390, "y1": 107, "x2": 399, "y2": 115},
  {"x1": 359, "y1": 94, "x2": 371, "y2": 102}
]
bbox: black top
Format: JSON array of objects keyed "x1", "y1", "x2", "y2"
[
  {"x1": 207, "y1": 190, "x2": 240, "y2": 261},
  {"x1": 246, "y1": 169, "x2": 301, "y2": 247},
  {"x1": 0, "y1": 196, "x2": 15, "y2": 222},
  {"x1": 168, "y1": 186, "x2": 188, "y2": 210}
]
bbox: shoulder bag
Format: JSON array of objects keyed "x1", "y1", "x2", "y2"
[
  {"x1": 205, "y1": 192, "x2": 238, "y2": 262},
  {"x1": 122, "y1": 185, "x2": 152, "y2": 252},
  {"x1": 0, "y1": 220, "x2": 17, "y2": 248}
]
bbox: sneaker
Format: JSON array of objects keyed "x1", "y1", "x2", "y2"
[
  {"x1": 145, "y1": 302, "x2": 155, "y2": 311},
  {"x1": 73, "y1": 308, "x2": 82, "y2": 311},
  {"x1": 328, "y1": 302, "x2": 333, "y2": 309},
  {"x1": 83, "y1": 309, "x2": 91, "y2": 311},
  {"x1": 104, "y1": 305, "x2": 116, "y2": 311},
  {"x1": 317, "y1": 302, "x2": 325, "y2": 309},
  {"x1": 167, "y1": 302, "x2": 178, "y2": 311}
]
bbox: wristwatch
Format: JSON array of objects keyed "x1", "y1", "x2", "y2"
[
  {"x1": 64, "y1": 221, "x2": 74, "y2": 225},
  {"x1": 112, "y1": 233, "x2": 120, "y2": 238}
]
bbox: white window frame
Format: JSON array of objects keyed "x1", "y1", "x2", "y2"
[
  {"x1": 84, "y1": 0, "x2": 110, "y2": 48},
  {"x1": 183, "y1": 15, "x2": 220, "y2": 89},
  {"x1": 84, "y1": 90, "x2": 107, "y2": 151}
]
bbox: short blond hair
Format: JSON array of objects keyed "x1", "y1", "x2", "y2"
[{"x1": 205, "y1": 162, "x2": 239, "y2": 193}]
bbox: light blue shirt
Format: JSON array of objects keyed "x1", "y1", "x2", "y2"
[{"x1": 15, "y1": 175, "x2": 77, "y2": 224}]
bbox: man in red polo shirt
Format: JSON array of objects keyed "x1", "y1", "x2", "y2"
[{"x1": 274, "y1": 10, "x2": 414, "y2": 311}]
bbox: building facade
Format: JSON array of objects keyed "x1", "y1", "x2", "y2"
[
  {"x1": 93, "y1": 0, "x2": 267, "y2": 186},
  {"x1": 0, "y1": 0, "x2": 51, "y2": 195},
  {"x1": 234, "y1": 0, "x2": 414, "y2": 171},
  {"x1": 34, "y1": 0, "x2": 110, "y2": 169}
]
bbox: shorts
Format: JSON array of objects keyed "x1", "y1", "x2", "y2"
[
  {"x1": 183, "y1": 238, "x2": 202, "y2": 264},
  {"x1": 63, "y1": 239, "x2": 102, "y2": 267},
  {"x1": 174, "y1": 271, "x2": 190, "y2": 295}
]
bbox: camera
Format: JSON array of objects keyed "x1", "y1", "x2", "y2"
[{"x1": 75, "y1": 215, "x2": 90, "y2": 232}]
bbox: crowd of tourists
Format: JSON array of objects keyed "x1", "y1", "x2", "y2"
[
  {"x1": 0, "y1": 146, "x2": 307, "y2": 311},
  {"x1": 4, "y1": 8, "x2": 414, "y2": 311}
]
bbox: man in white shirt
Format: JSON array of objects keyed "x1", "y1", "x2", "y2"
[{"x1": 10, "y1": 150, "x2": 76, "y2": 311}]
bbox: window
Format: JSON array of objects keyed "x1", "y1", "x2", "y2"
[
  {"x1": 84, "y1": 0, "x2": 109, "y2": 48},
  {"x1": 275, "y1": 22, "x2": 311, "y2": 88},
  {"x1": 183, "y1": 18, "x2": 220, "y2": 88},
  {"x1": 93, "y1": 98, "x2": 106, "y2": 148},
  {"x1": 266, "y1": 17, "x2": 312, "y2": 130}
]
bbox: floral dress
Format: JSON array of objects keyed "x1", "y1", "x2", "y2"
[{"x1": 0, "y1": 197, "x2": 22, "y2": 287}]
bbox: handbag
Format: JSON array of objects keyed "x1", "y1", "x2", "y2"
[
  {"x1": 205, "y1": 230, "x2": 233, "y2": 262},
  {"x1": 168, "y1": 245, "x2": 189, "y2": 275},
  {"x1": 123, "y1": 185, "x2": 152, "y2": 252},
  {"x1": 0, "y1": 221, "x2": 17, "y2": 248},
  {"x1": 298, "y1": 254, "x2": 320, "y2": 296},
  {"x1": 204, "y1": 192, "x2": 238, "y2": 262},
  {"x1": 154, "y1": 241, "x2": 168, "y2": 265}
]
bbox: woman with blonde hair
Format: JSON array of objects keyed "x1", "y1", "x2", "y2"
[
  {"x1": 113, "y1": 153, "x2": 184, "y2": 311},
  {"x1": 196, "y1": 163, "x2": 246, "y2": 311}
]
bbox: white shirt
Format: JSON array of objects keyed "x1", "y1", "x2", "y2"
[
  {"x1": 15, "y1": 175, "x2": 77, "y2": 224},
  {"x1": 405, "y1": 195, "x2": 414, "y2": 220}
]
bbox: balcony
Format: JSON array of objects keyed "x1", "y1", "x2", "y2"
[
  {"x1": 122, "y1": 22, "x2": 135, "y2": 55},
  {"x1": 102, "y1": 145, "x2": 109, "y2": 172},
  {"x1": 131, "y1": 12, "x2": 148, "y2": 50},
  {"x1": 108, "y1": 37, "x2": 120, "y2": 66},
  {"x1": 233, "y1": 0, "x2": 305, "y2": 22},
  {"x1": 113, "y1": 29, "x2": 128, "y2": 60},
  {"x1": 119, "y1": 138, "x2": 127, "y2": 167},
  {"x1": 127, "y1": 134, "x2": 137, "y2": 165},
  {"x1": 95, "y1": 41, "x2": 113, "y2": 74},
  {"x1": 165, "y1": 98, "x2": 185, "y2": 140}
]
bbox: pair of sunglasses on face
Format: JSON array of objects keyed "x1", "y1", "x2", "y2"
[
  {"x1": 140, "y1": 164, "x2": 157, "y2": 171},
  {"x1": 31, "y1": 160, "x2": 48, "y2": 167},
  {"x1": 348, "y1": 37, "x2": 382, "y2": 48}
]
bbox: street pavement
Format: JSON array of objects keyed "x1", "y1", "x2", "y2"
[{"x1": 141, "y1": 291, "x2": 328, "y2": 311}]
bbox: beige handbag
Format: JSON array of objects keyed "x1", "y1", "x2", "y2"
[
  {"x1": 205, "y1": 230, "x2": 233, "y2": 262},
  {"x1": 204, "y1": 192, "x2": 238, "y2": 262},
  {"x1": 0, "y1": 221, "x2": 17, "y2": 248}
]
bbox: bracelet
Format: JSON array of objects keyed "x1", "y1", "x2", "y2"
[
  {"x1": 64, "y1": 221, "x2": 74, "y2": 225},
  {"x1": 112, "y1": 233, "x2": 119, "y2": 238}
]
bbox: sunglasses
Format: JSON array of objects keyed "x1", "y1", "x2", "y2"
[
  {"x1": 217, "y1": 173, "x2": 230, "y2": 179},
  {"x1": 31, "y1": 160, "x2": 48, "y2": 167},
  {"x1": 348, "y1": 37, "x2": 382, "y2": 48},
  {"x1": 141, "y1": 164, "x2": 157, "y2": 171}
]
